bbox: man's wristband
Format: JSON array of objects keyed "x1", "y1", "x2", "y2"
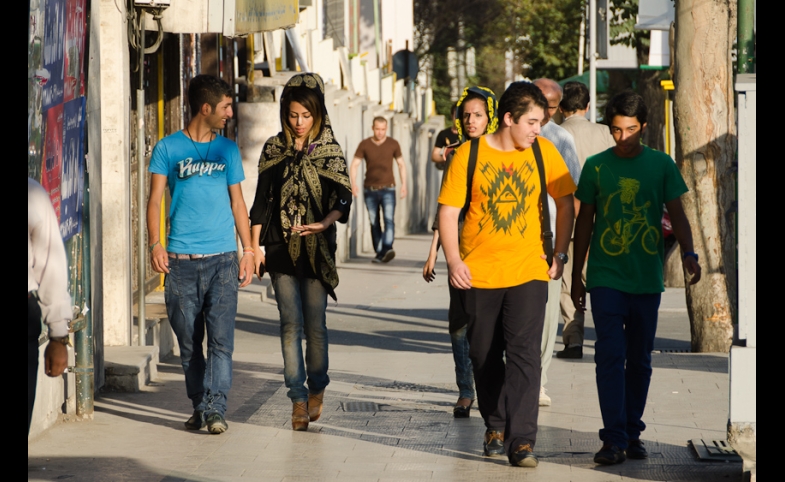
[
  {"x1": 149, "y1": 241, "x2": 160, "y2": 254},
  {"x1": 683, "y1": 251, "x2": 699, "y2": 262}
]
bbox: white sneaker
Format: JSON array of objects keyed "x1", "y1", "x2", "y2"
[{"x1": 539, "y1": 386, "x2": 551, "y2": 407}]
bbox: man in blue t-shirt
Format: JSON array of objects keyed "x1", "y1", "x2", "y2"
[
  {"x1": 571, "y1": 91, "x2": 702, "y2": 465},
  {"x1": 146, "y1": 75, "x2": 254, "y2": 434}
]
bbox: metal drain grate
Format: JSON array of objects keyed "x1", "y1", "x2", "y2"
[
  {"x1": 654, "y1": 349, "x2": 692, "y2": 353},
  {"x1": 690, "y1": 439, "x2": 742, "y2": 462},
  {"x1": 342, "y1": 401, "x2": 380, "y2": 412}
]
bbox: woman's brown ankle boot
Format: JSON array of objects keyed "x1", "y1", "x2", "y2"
[{"x1": 292, "y1": 401, "x2": 309, "y2": 431}]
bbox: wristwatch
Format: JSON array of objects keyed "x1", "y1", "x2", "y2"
[
  {"x1": 683, "y1": 251, "x2": 699, "y2": 262},
  {"x1": 49, "y1": 335, "x2": 72, "y2": 347},
  {"x1": 555, "y1": 252, "x2": 569, "y2": 264}
]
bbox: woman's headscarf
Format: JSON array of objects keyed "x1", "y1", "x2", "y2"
[
  {"x1": 454, "y1": 86, "x2": 498, "y2": 143},
  {"x1": 258, "y1": 73, "x2": 351, "y2": 294}
]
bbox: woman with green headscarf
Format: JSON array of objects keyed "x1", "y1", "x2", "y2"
[
  {"x1": 423, "y1": 86, "x2": 498, "y2": 419},
  {"x1": 250, "y1": 73, "x2": 352, "y2": 432}
]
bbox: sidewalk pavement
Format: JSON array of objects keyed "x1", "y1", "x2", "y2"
[{"x1": 28, "y1": 235, "x2": 741, "y2": 482}]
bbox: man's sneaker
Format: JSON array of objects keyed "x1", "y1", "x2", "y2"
[
  {"x1": 381, "y1": 249, "x2": 396, "y2": 263},
  {"x1": 539, "y1": 386, "x2": 551, "y2": 407},
  {"x1": 626, "y1": 439, "x2": 648, "y2": 459},
  {"x1": 509, "y1": 444, "x2": 539, "y2": 467},
  {"x1": 372, "y1": 254, "x2": 383, "y2": 264},
  {"x1": 205, "y1": 413, "x2": 228, "y2": 434},
  {"x1": 483, "y1": 429, "x2": 505, "y2": 457},
  {"x1": 556, "y1": 345, "x2": 583, "y2": 359},
  {"x1": 594, "y1": 443, "x2": 626, "y2": 465},
  {"x1": 184, "y1": 410, "x2": 203, "y2": 430}
]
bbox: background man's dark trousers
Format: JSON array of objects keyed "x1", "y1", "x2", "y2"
[{"x1": 364, "y1": 187, "x2": 396, "y2": 258}]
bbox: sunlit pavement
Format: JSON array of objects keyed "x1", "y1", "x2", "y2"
[{"x1": 28, "y1": 235, "x2": 741, "y2": 481}]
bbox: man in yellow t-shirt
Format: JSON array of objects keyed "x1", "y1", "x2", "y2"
[{"x1": 438, "y1": 81, "x2": 576, "y2": 468}]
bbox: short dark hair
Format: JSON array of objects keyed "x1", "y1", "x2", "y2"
[
  {"x1": 188, "y1": 75, "x2": 233, "y2": 114},
  {"x1": 498, "y1": 81, "x2": 548, "y2": 123},
  {"x1": 560, "y1": 81, "x2": 590, "y2": 112},
  {"x1": 605, "y1": 90, "x2": 648, "y2": 125},
  {"x1": 372, "y1": 116, "x2": 388, "y2": 126}
]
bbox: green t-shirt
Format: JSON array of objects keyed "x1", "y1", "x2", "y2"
[{"x1": 575, "y1": 146, "x2": 688, "y2": 294}]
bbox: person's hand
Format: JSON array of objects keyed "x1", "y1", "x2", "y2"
[
  {"x1": 44, "y1": 341, "x2": 68, "y2": 377},
  {"x1": 254, "y1": 246, "x2": 266, "y2": 281},
  {"x1": 293, "y1": 221, "x2": 328, "y2": 236},
  {"x1": 400, "y1": 185, "x2": 408, "y2": 199},
  {"x1": 684, "y1": 256, "x2": 702, "y2": 285},
  {"x1": 238, "y1": 252, "x2": 254, "y2": 288},
  {"x1": 150, "y1": 243, "x2": 169, "y2": 274},
  {"x1": 571, "y1": 276, "x2": 587, "y2": 313},
  {"x1": 543, "y1": 254, "x2": 564, "y2": 280},
  {"x1": 352, "y1": 184, "x2": 360, "y2": 197},
  {"x1": 447, "y1": 259, "x2": 472, "y2": 290},
  {"x1": 443, "y1": 146, "x2": 455, "y2": 161},
  {"x1": 423, "y1": 254, "x2": 437, "y2": 282}
]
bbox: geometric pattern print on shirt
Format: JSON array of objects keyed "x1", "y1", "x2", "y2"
[
  {"x1": 478, "y1": 158, "x2": 536, "y2": 237},
  {"x1": 596, "y1": 163, "x2": 660, "y2": 256}
]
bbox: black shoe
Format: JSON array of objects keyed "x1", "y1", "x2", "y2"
[
  {"x1": 381, "y1": 249, "x2": 396, "y2": 263},
  {"x1": 205, "y1": 413, "x2": 228, "y2": 434},
  {"x1": 483, "y1": 429, "x2": 505, "y2": 457},
  {"x1": 372, "y1": 254, "x2": 383, "y2": 264},
  {"x1": 556, "y1": 345, "x2": 583, "y2": 359},
  {"x1": 184, "y1": 410, "x2": 203, "y2": 430},
  {"x1": 509, "y1": 444, "x2": 539, "y2": 467},
  {"x1": 452, "y1": 398, "x2": 473, "y2": 418},
  {"x1": 626, "y1": 439, "x2": 648, "y2": 459},
  {"x1": 594, "y1": 443, "x2": 626, "y2": 465}
]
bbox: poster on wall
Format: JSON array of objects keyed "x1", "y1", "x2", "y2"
[
  {"x1": 41, "y1": 104, "x2": 64, "y2": 220},
  {"x1": 60, "y1": 97, "x2": 85, "y2": 240},
  {"x1": 28, "y1": 0, "x2": 46, "y2": 180},
  {"x1": 42, "y1": 0, "x2": 65, "y2": 112},
  {"x1": 64, "y1": 0, "x2": 86, "y2": 102}
]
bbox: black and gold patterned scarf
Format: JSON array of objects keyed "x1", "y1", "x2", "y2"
[{"x1": 258, "y1": 73, "x2": 351, "y2": 292}]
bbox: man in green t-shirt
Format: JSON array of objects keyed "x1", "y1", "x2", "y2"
[{"x1": 571, "y1": 91, "x2": 702, "y2": 466}]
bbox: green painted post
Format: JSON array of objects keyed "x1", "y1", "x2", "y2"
[
  {"x1": 75, "y1": 172, "x2": 94, "y2": 417},
  {"x1": 737, "y1": 0, "x2": 755, "y2": 74}
]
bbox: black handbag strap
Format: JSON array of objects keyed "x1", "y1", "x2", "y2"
[
  {"x1": 532, "y1": 138, "x2": 554, "y2": 267},
  {"x1": 461, "y1": 137, "x2": 480, "y2": 219}
]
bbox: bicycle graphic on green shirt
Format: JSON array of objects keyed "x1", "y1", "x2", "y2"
[{"x1": 597, "y1": 166, "x2": 659, "y2": 256}]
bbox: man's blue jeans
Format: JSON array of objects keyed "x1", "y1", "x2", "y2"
[
  {"x1": 364, "y1": 187, "x2": 396, "y2": 254},
  {"x1": 270, "y1": 273, "x2": 330, "y2": 403},
  {"x1": 165, "y1": 252, "x2": 238, "y2": 417},
  {"x1": 590, "y1": 287, "x2": 661, "y2": 449}
]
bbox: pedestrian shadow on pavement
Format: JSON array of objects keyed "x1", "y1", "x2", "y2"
[
  {"x1": 235, "y1": 313, "x2": 453, "y2": 354},
  {"x1": 28, "y1": 456, "x2": 211, "y2": 482},
  {"x1": 243, "y1": 369, "x2": 741, "y2": 481}
]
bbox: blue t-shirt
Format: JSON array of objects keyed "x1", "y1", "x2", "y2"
[{"x1": 149, "y1": 131, "x2": 244, "y2": 254}]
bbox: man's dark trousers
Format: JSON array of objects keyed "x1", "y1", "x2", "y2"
[
  {"x1": 463, "y1": 280, "x2": 547, "y2": 454},
  {"x1": 591, "y1": 287, "x2": 661, "y2": 449}
]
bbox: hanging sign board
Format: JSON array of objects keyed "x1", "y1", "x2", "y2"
[{"x1": 226, "y1": 0, "x2": 299, "y2": 36}]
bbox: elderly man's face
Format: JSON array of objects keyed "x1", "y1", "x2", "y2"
[{"x1": 541, "y1": 89, "x2": 561, "y2": 125}]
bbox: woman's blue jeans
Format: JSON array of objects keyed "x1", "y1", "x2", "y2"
[
  {"x1": 450, "y1": 325, "x2": 475, "y2": 400},
  {"x1": 165, "y1": 252, "x2": 238, "y2": 417},
  {"x1": 590, "y1": 287, "x2": 661, "y2": 449},
  {"x1": 271, "y1": 273, "x2": 330, "y2": 402}
]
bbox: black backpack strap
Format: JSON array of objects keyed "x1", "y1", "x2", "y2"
[
  {"x1": 461, "y1": 138, "x2": 480, "y2": 218},
  {"x1": 532, "y1": 138, "x2": 554, "y2": 267}
]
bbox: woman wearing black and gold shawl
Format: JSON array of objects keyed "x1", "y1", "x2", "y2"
[{"x1": 250, "y1": 73, "x2": 352, "y2": 431}]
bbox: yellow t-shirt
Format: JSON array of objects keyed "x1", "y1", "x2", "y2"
[{"x1": 438, "y1": 135, "x2": 576, "y2": 289}]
